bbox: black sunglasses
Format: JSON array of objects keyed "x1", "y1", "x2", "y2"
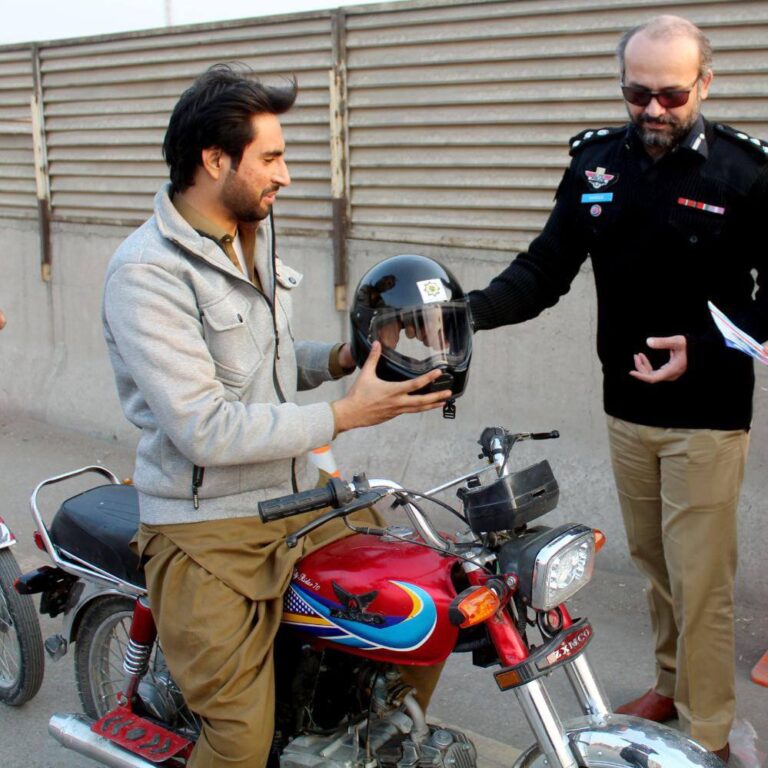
[{"x1": 621, "y1": 77, "x2": 700, "y2": 109}]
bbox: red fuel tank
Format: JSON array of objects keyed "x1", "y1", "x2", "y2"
[{"x1": 282, "y1": 533, "x2": 461, "y2": 665}]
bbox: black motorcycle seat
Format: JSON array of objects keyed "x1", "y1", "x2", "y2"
[{"x1": 50, "y1": 483, "x2": 145, "y2": 588}]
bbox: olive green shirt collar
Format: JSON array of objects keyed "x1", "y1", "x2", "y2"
[
  {"x1": 172, "y1": 193, "x2": 236, "y2": 242},
  {"x1": 172, "y1": 193, "x2": 259, "y2": 286}
]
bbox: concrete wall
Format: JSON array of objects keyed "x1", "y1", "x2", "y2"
[{"x1": 2, "y1": 217, "x2": 767, "y2": 605}]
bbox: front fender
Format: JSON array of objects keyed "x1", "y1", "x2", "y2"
[{"x1": 514, "y1": 714, "x2": 723, "y2": 768}]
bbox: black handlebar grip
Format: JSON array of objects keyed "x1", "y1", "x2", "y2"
[
  {"x1": 258, "y1": 478, "x2": 353, "y2": 522},
  {"x1": 532, "y1": 430, "x2": 560, "y2": 440}
]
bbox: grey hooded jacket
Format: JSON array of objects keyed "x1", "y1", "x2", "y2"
[{"x1": 103, "y1": 184, "x2": 337, "y2": 525}]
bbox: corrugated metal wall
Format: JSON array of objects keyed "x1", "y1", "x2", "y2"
[
  {"x1": 344, "y1": 0, "x2": 768, "y2": 251},
  {"x1": 39, "y1": 14, "x2": 335, "y2": 232},
  {"x1": 1, "y1": 0, "x2": 767, "y2": 250},
  {"x1": 0, "y1": 48, "x2": 36, "y2": 218}
]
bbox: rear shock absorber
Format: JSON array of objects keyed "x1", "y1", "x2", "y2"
[{"x1": 120, "y1": 596, "x2": 157, "y2": 705}]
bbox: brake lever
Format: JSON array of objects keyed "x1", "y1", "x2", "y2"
[{"x1": 285, "y1": 490, "x2": 388, "y2": 549}]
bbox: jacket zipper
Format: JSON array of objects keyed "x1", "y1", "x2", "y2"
[
  {"x1": 192, "y1": 465, "x2": 205, "y2": 510},
  {"x1": 269, "y1": 211, "x2": 298, "y2": 494},
  {"x1": 186, "y1": 212, "x2": 298, "y2": 504}
]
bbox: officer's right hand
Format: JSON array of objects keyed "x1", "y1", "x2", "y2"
[{"x1": 331, "y1": 342, "x2": 451, "y2": 434}]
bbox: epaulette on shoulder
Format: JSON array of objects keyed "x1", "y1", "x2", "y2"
[
  {"x1": 569, "y1": 126, "x2": 624, "y2": 156},
  {"x1": 715, "y1": 124, "x2": 768, "y2": 161}
]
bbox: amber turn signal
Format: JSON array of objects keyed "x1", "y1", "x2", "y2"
[
  {"x1": 593, "y1": 529, "x2": 606, "y2": 553},
  {"x1": 449, "y1": 586, "x2": 501, "y2": 628}
]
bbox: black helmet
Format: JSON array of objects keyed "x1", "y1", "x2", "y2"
[{"x1": 350, "y1": 254, "x2": 472, "y2": 401}]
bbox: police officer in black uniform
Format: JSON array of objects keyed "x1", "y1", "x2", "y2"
[{"x1": 469, "y1": 15, "x2": 768, "y2": 762}]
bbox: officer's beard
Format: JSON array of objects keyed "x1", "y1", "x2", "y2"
[
  {"x1": 634, "y1": 112, "x2": 699, "y2": 151},
  {"x1": 630, "y1": 89, "x2": 702, "y2": 153}
]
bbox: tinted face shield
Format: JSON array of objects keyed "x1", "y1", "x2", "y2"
[{"x1": 368, "y1": 300, "x2": 472, "y2": 375}]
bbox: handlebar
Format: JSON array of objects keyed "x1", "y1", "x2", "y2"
[
  {"x1": 258, "y1": 477, "x2": 355, "y2": 522},
  {"x1": 259, "y1": 425, "x2": 560, "y2": 547},
  {"x1": 479, "y1": 427, "x2": 559, "y2": 458}
]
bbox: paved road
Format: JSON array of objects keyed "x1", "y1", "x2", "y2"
[{"x1": 1, "y1": 414, "x2": 766, "y2": 767}]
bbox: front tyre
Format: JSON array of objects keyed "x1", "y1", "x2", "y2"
[{"x1": 0, "y1": 549, "x2": 45, "y2": 705}]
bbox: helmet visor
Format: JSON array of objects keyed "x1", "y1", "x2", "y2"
[{"x1": 369, "y1": 301, "x2": 472, "y2": 373}]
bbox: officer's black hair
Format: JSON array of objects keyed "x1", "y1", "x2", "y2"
[{"x1": 163, "y1": 63, "x2": 297, "y2": 195}]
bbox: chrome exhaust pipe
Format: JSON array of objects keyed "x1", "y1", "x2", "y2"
[{"x1": 49, "y1": 713, "x2": 156, "y2": 768}]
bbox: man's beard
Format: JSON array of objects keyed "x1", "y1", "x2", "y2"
[
  {"x1": 633, "y1": 112, "x2": 698, "y2": 150},
  {"x1": 221, "y1": 171, "x2": 274, "y2": 222},
  {"x1": 630, "y1": 89, "x2": 701, "y2": 152}
]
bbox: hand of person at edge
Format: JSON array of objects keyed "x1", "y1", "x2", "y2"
[
  {"x1": 332, "y1": 342, "x2": 451, "y2": 433},
  {"x1": 629, "y1": 335, "x2": 687, "y2": 383},
  {"x1": 0, "y1": 310, "x2": 5, "y2": 330},
  {"x1": 337, "y1": 342, "x2": 355, "y2": 371}
]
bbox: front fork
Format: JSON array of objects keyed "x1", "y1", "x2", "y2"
[
  {"x1": 466, "y1": 568, "x2": 610, "y2": 768},
  {"x1": 514, "y1": 653, "x2": 611, "y2": 768}
]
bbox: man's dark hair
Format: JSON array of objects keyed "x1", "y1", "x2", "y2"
[{"x1": 163, "y1": 63, "x2": 297, "y2": 194}]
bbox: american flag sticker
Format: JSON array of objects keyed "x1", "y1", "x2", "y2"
[
  {"x1": 283, "y1": 586, "x2": 333, "y2": 627},
  {"x1": 677, "y1": 197, "x2": 725, "y2": 215}
]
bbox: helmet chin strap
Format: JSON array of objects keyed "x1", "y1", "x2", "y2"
[{"x1": 443, "y1": 399, "x2": 456, "y2": 419}]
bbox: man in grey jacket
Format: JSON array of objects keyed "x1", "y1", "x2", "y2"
[{"x1": 102, "y1": 65, "x2": 451, "y2": 768}]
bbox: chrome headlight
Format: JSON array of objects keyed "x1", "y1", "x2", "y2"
[
  {"x1": 530, "y1": 526, "x2": 595, "y2": 611},
  {"x1": 498, "y1": 523, "x2": 596, "y2": 612}
]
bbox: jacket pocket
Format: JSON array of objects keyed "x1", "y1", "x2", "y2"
[
  {"x1": 668, "y1": 204, "x2": 725, "y2": 250},
  {"x1": 201, "y1": 293, "x2": 264, "y2": 388}
]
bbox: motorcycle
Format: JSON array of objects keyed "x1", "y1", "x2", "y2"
[
  {"x1": 12, "y1": 426, "x2": 722, "y2": 768},
  {"x1": 0, "y1": 514, "x2": 44, "y2": 705}
]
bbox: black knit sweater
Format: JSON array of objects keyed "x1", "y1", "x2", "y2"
[{"x1": 469, "y1": 118, "x2": 768, "y2": 430}]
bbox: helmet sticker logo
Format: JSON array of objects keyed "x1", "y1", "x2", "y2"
[{"x1": 417, "y1": 279, "x2": 448, "y2": 303}]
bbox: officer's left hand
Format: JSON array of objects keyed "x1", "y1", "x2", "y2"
[{"x1": 629, "y1": 335, "x2": 687, "y2": 383}]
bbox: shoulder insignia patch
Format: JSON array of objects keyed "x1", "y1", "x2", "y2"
[
  {"x1": 715, "y1": 123, "x2": 768, "y2": 161},
  {"x1": 569, "y1": 126, "x2": 624, "y2": 156}
]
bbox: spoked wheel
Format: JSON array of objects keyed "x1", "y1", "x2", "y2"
[
  {"x1": 0, "y1": 549, "x2": 45, "y2": 706},
  {"x1": 75, "y1": 595, "x2": 199, "y2": 736}
]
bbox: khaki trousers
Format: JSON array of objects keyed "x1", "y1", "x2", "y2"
[
  {"x1": 139, "y1": 512, "x2": 444, "y2": 768},
  {"x1": 606, "y1": 416, "x2": 748, "y2": 751}
]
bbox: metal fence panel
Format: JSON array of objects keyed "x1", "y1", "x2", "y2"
[
  {"x1": 1, "y1": 0, "x2": 768, "y2": 250},
  {"x1": 345, "y1": 0, "x2": 768, "y2": 250},
  {"x1": 0, "y1": 48, "x2": 36, "y2": 218},
  {"x1": 39, "y1": 15, "x2": 334, "y2": 232}
]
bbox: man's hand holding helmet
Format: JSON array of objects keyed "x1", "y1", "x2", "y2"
[
  {"x1": 331, "y1": 254, "x2": 473, "y2": 431},
  {"x1": 331, "y1": 341, "x2": 451, "y2": 433},
  {"x1": 349, "y1": 254, "x2": 472, "y2": 399}
]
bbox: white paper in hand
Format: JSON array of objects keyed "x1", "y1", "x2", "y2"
[{"x1": 708, "y1": 301, "x2": 768, "y2": 365}]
